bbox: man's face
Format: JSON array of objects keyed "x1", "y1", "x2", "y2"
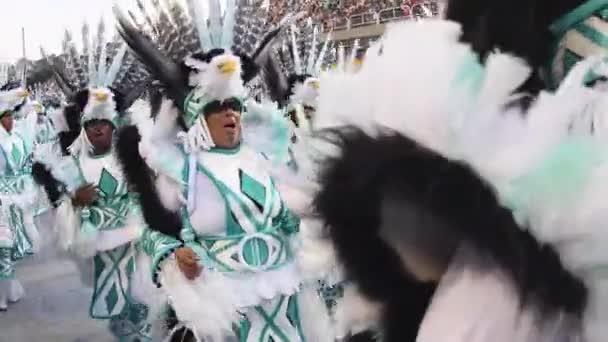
[
  {"x1": 0, "y1": 114, "x2": 14, "y2": 133},
  {"x1": 84, "y1": 119, "x2": 114, "y2": 155},
  {"x1": 203, "y1": 98, "x2": 243, "y2": 149},
  {"x1": 303, "y1": 105, "x2": 316, "y2": 121}
]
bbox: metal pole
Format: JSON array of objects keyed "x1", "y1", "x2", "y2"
[{"x1": 21, "y1": 27, "x2": 27, "y2": 87}]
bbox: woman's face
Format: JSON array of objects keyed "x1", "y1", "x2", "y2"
[
  {"x1": 203, "y1": 98, "x2": 243, "y2": 149},
  {"x1": 205, "y1": 109, "x2": 242, "y2": 149},
  {"x1": 0, "y1": 113, "x2": 14, "y2": 133},
  {"x1": 84, "y1": 119, "x2": 114, "y2": 155}
]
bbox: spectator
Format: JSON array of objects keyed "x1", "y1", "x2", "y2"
[{"x1": 268, "y1": 0, "x2": 438, "y2": 28}]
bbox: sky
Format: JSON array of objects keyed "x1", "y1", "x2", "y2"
[{"x1": 0, "y1": 0, "x2": 145, "y2": 63}]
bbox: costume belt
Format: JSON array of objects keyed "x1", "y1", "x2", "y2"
[{"x1": 189, "y1": 228, "x2": 293, "y2": 274}]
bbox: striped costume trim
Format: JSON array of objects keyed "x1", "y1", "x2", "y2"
[{"x1": 547, "y1": 1, "x2": 608, "y2": 88}]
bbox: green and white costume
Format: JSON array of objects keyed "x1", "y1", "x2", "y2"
[
  {"x1": 139, "y1": 136, "x2": 334, "y2": 341},
  {"x1": 0, "y1": 119, "x2": 38, "y2": 261},
  {"x1": 0, "y1": 88, "x2": 39, "y2": 311},
  {"x1": 546, "y1": 0, "x2": 608, "y2": 88},
  {"x1": 33, "y1": 105, "x2": 61, "y2": 215},
  {"x1": 114, "y1": 1, "x2": 335, "y2": 338},
  {"x1": 39, "y1": 15, "x2": 154, "y2": 339},
  {"x1": 0, "y1": 216, "x2": 24, "y2": 312},
  {"x1": 46, "y1": 88, "x2": 153, "y2": 342},
  {"x1": 126, "y1": 59, "x2": 332, "y2": 342},
  {"x1": 541, "y1": 0, "x2": 608, "y2": 138},
  {"x1": 53, "y1": 149, "x2": 152, "y2": 341},
  {"x1": 35, "y1": 112, "x2": 59, "y2": 147}
]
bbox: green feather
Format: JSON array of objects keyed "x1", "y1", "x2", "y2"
[{"x1": 502, "y1": 138, "x2": 607, "y2": 216}]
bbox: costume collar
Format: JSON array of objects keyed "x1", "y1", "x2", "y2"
[
  {"x1": 89, "y1": 150, "x2": 112, "y2": 159},
  {"x1": 208, "y1": 144, "x2": 241, "y2": 155},
  {"x1": 550, "y1": 0, "x2": 608, "y2": 37},
  {"x1": 546, "y1": 0, "x2": 608, "y2": 88}
]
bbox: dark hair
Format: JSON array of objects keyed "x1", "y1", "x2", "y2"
[{"x1": 0, "y1": 110, "x2": 12, "y2": 119}]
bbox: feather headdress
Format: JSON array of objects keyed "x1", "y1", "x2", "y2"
[
  {"x1": 0, "y1": 64, "x2": 57, "y2": 119},
  {"x1": 115, "y1": 0, "x2": 291, "y2": 150},
  {"x1": 0, "y1": 86, "x2": 30, "y2": 118},
  {"x1": 29, "y1": 80, "x2": 66, "y2": 111},
  {"x1": 44, "y1": 18, "x2": 150, "y2": 155},
  {"x1": 262, "y1": 18, "x2": 333, "y2": 110}
]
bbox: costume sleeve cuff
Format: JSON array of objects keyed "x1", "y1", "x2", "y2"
[
  {"x1": 140, "y1": 228, "x2": 184, "y2": 287},
  {"x1": 151, "y1": 241, "x2": 183, "y2": 288}
]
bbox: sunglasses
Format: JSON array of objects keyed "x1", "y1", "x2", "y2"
[
  {"x1": 83, "y1": 119, "x2": 115, "y2": 129},
  {"x1": 202, "y1": 97, "x2": 244, "y2": 116}
]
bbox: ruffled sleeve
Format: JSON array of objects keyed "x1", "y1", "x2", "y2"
[{"x1": 140, "y1": 228, "x2": 184, "y2": 287}]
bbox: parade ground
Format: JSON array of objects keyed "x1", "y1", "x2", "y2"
[{"x1": 0, "y1": 223, "x2": 111, "y2": 342}]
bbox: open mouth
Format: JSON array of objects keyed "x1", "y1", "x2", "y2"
[{"x1": 224, "y1": 123, "x2": 237, "y2": 131}]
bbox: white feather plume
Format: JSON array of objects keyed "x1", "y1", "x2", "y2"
[
  {"x1": 313, "y1": 18, "x2": 608, "y2": 342},
  {"x1": 290, "y1": 25, "x2": 303, "y2": 75},
  {"x1": 306, "y1": 25, "x2": 318, "y2": 75},
  {"x1": 221, "y1": 0, "x2": 236, "y2": 49},
  {"x1": 186, "y1": 0, "x2": 213, "y2": 50},
  {"x1": 104, "y1": 44, "x2": 129, "y2": 86},
  {"x1": 159, "y1": 258, "x2": 241, "y2": 341},
  {"x1": 208, "y1": 0, "x2": 223, "y2": 47}
]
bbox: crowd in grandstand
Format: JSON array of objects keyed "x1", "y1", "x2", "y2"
[{"x1": 268, "y1": 0, "x2": 438, "y2": 27}]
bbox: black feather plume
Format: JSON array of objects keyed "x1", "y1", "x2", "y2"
[
  {"x1": 32, "y1": 162, "x2": 64, "y2": 207},
  {"x1": 446, "y1": 0, "x2": 585, "y2": 92},
  {"x1": 314, "y1": 127, "x2": 588, "y2": 341},
  {"x1": 115, "y1": 124, "x2": 183, "y2": 239},
  {"x1": 114, "y1": 6, "x2": 189, "y2": 112},
  {"x1": 259, "y1": 53, "x2": 290, "y2": 105}
]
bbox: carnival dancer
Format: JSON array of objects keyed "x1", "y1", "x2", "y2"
[
  {"x1": 0, "y1": 208, "x2": 18, "y2": 311},
  {"x1": 35, "y1": 19, "x2": 153, "y2": 341},
  {"x1": 50, "y1": 90, "x2": 152, "y2": 341},
  {"x1": 264, "y1": 19, "x2": 332, "y2": 134},
  {"x1": 114, "y1": 1, "x2": 333, "y2": 340},
  {"x1": 31, "y1": 81, "x2": 64, "y2": 153},
  {"x1": 305, "y1": 19, "x2": 608, "y2": 342},
  {"x1": 29, "y1": 98, "x2": 61, "y2": 217},
  {"x1": 34, "y1": 101, "x2": 59, "y2": 150},
  {"x1": 0, "y1": 86, "x2": 39, "y2": 311}
]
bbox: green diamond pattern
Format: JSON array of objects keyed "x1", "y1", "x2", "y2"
[
  {"x1": 10, "y1": 146, "x2": 21, "y2": 165},
  {"x1": 286, "y1": 296, "x2": 299, "y2": 330},
  {"x1": 98, "y1": 168, "x2": 118, "y2": 196},
  {"x1": 105, "y1": 284, "x2": 119, "y2": 314},
  {"x1": 238, "y1": 319, "x2": 251, "y2": 341},
  {"x1": 94, "y1": 255, "x2": 105, "y2": 281},
  {"x1": 239, "y1": 170, "x2": 266, "y2": 211},
  {"x1": 126, "y1": 257, "x2": 135, "y2": 276},
  {"x1": 203, "y1": 239, "x2": 216, "y2": 249}
]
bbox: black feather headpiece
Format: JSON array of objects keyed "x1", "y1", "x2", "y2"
[{"x1": 446, "y1": 0, "x2": 608, "y2": 91}]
